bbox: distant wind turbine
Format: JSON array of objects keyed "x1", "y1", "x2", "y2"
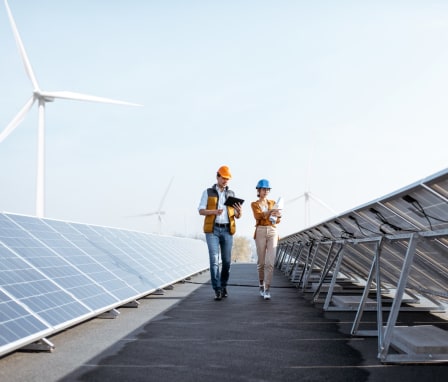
[
  {"x1": 131, "y1": 177, "x2": 174, "y2": 233},
  {"x1": 286, "y1": 148, "x2": 336, "y2": 228},
  {"x1": 287, "y1": 191, "x2": 336, "y2": 228},
  {"x1": 1, "y1": 0, "x2": 142, "y2": 218}
]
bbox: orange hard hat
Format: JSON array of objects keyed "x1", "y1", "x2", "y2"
[{"x1": 217, "y1": 165, "x2": 232, "y2": 179}]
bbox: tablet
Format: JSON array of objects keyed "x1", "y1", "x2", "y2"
[{"x1": 224, "y1": 196, "x2": 245, "y2": 207}]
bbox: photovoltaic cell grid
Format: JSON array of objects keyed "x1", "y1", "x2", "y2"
[{"x1": 0, "y1": 214, "x2": 209, "y2": 357}]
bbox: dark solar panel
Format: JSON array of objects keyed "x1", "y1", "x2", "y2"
[{"x1": 277, "y1": 168, "x2": 448, "y2": 363}]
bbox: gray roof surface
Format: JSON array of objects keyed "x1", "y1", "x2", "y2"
[{"x1": 1, "y1": 263, "x2": 447, "y2": 382}]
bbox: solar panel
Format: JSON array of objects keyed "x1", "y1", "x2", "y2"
[
  {"x1": 277, "y1": 168, "x2": 448, "y2": 363},
  {"x1": 0, "y1": 215, "x2": 93, "y2": 326},
  {"x1": 0, "y1": 290, "x2": 49, "y2": 348},
  {"x1": 0, "y1": 213, "x2": 209, "y2": 357},
  {"x1": 5, "y1": 215, "x2": 124, "y2": 309}
]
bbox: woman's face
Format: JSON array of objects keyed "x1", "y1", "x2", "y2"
[{"x1": 258, "y1": 188, "x2": 270, "y2": 197}]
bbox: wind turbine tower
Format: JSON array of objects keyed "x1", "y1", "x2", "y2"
[
  {"x1": 286, "y1": 151, "x2": 336, "y2": 228},
  {"x1": 1, "y1": 0, "x2": 141, "y2": 217}
]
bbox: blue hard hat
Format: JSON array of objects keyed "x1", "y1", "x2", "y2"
[{"x1": 256, "y1": 179, "x2": 271, "y2": 189}]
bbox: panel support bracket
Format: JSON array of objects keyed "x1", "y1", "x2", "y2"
[
  {"x1": 22, "y1": 337, "x2": 55, "y2": 353},
  {"x1": 98, "y1": 308, "x2": 120, "y2": 319}
]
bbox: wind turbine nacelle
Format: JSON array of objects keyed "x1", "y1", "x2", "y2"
[{"x1": 33, "y1": 91, "x2": 55, "y2": 103}]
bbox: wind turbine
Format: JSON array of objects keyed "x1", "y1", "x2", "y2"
[
  {"x1": 286, "y1": 150, "x2": 336, "y2": 228},
  {"x1": 1, "y1": 0, "x2": 141, "y2": 218},
  {"x1": 132, "y1": 177, "x2": 174, "y2": 234},
  {"x1": 287, "y1": 190, "x2": 336, "y2": 228}
]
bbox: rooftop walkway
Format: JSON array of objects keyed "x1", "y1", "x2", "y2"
[{"x1": 1, "y1": 263, "x2": 447, "y2": 381}]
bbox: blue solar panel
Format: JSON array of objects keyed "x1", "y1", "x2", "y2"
[
  {"x1": 0, "y1": 289, "x2": 49, "y2": 347},
  {"x1": 42, "y1": 219, "x2": 145, "y2": 301},
  {"x1": 4, "y1": 215, "x2": 118, "y2": 310},
  {"x1": 66, "y1": 222, "x2": 160, "y2": 295},
  {"x1": 0, "y1": 213, "x2": 209, "y2": 358},
  {"x1": 0, "y1": 216, "x2": 92, "y2": 325},
  {"x1": 89, "y1": 227, "x2": 174, "y2": 284}
]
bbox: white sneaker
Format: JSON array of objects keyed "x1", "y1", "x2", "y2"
[
  {"x1": 264, "y1": 290, "x2": 271, "y2": 300},
  {"x1": 259, "y1": 286, "x2": 265, "y2": 297}
]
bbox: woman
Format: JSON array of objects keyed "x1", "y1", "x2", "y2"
[{"x1": 251, "y1": 179, "x2": 281, "y2": 300}]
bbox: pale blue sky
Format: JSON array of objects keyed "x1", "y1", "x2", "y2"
[{"x1": 1, "y1": 0, "x2": 447, "y2": 239}]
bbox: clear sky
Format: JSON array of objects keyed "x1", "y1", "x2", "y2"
[{"x1": 0, "y1": 0, "x2": 447, "y2": 239}]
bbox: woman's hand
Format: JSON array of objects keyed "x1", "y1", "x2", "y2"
[{"x1": 270, "y1": 209, "x2": 282, "y2": 217}]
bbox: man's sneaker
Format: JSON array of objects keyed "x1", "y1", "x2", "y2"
[
  {"x1": 259, "y1": 286, "x2": 265, "y2": 297},
  {"x1": 264, "y1": 289, "x2": 271, "y2": 300},
  {"x1": 214, "y1": 290, "x2": 222, "y2": 301},
  {"x1": 222, "y1": 287, "x2": 228, "y2": 298}
]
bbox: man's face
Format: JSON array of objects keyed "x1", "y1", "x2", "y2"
[{"x1": 217, "y1": 175, "x2": 230, "y2": 188}]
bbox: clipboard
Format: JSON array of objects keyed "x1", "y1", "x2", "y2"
[{"x1": 224, "y1": 196, "x2": 245, "y2": 207}]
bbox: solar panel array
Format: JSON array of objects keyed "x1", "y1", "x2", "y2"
[
  {"x1": 276, "y1": 168, "x2": 448, "y2": 363},
  {"x1": 0, "y1": 213, "x2": 209, "y2": 357}
]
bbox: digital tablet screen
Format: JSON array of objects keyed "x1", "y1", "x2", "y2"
[{"x1": 224, "y1": 196, "x2": 245, "y2": 207}]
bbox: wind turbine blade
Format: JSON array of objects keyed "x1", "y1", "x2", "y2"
[
  {"x1": 158, "y1": 177, "x2": 174, "y2": 211},
  {"x1": 0, "y1": 96, "x2": 35, "y2": 143},
  {"x1": 4, "y1": 0, "x2": 40, "y2": 90},
  {"x1": 41, "y1": 91, "x2": 142, "y2": 106},
  {"x1": 286, "y1": 193, "x2": 305, "y2": 204},
  {"x1": 309, "y1": 192, "x2": 337, "y2": 214},
  {"x1": 127, "y1": 210, "x2": 166, "y2": 218},
  {"x1": 137, "y1": 212, "x2": 158, "y2": 217}
]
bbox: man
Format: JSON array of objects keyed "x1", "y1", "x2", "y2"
[{"x1": 198, "y1": 165, "x2": 242, "y2": 300}]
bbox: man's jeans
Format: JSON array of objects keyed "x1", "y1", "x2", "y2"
[{"x1": 205, "y1": 226, "x2": 233, "y2": 291}]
